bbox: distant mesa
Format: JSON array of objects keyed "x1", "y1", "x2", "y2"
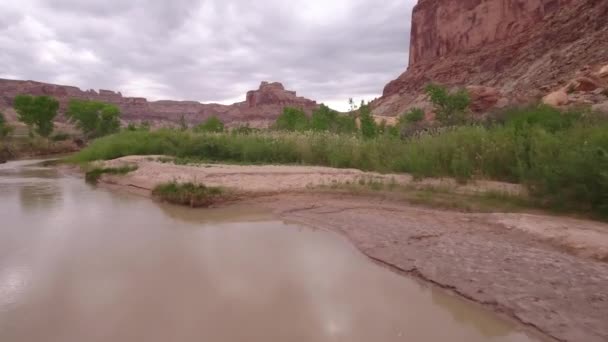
[{"x1": 0, "y1": 79, "x2": 319, "y2": 127}]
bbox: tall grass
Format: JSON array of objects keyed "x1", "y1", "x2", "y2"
[{"x1": 71, "y1": 107, "x2": 608, "y2": 216}]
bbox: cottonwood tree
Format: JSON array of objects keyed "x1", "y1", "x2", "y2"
[
  {"x1": 13, "y1": 95, "x2": 59, "y2": 137},
  {"x1": 66, "y1": 99, "x2": 121, "y2": 139}
]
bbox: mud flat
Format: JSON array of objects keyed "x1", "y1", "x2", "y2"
[{"x1": 95, "y1": 156, "x2": 608, "y2": 342}]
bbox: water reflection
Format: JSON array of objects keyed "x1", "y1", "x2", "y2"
[{"x1": 0, "y1": 159, "x2": 541, "y2": 342}]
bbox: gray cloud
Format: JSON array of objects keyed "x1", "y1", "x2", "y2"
[{"x1": 0, "y1": 0, "x2": 415, "y2": 110}]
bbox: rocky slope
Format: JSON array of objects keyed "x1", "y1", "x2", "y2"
[
  {"x1": 0, "y1": 80, "x2": 318, "y2": 127},
  {"x1": 373, "y1": 0, "x2": 608, "y2": 116}
]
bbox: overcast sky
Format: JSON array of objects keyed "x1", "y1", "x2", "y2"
[{"x1": 0, "y1": 0, "x2": 415, "y2": 111}]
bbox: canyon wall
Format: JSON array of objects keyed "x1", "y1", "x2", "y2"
[
  {"x1": 373, "y1": 0, "x2": 608, "y2": 116},
  {"x1": 0, "y1": 79, "x2": 318, "y2": 127}
]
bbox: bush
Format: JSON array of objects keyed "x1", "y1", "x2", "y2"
[
  {"x1": 425, "y1": 84, "x2": 470, "y2": 125},
  {"x1": 195, "y1": 116, "x2": 224, "y2": 133},
  {"x1": 152, "y1": 182, "x2": 227, "y2": 207},
  {"x1": 400, "y1": 107, "x2": 425, "y2": 124}
]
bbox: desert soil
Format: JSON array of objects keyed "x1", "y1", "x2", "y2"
[{"x1": 98, "y1": 156, "x2": 608, "y2": 342}]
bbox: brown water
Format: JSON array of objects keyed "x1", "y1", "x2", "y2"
[{"x1": 0, "y1": 159, "x2": 541, "y2": 342}]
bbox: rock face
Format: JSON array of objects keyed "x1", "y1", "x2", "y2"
[
  {"x1": 0, "y1": 79, "x2": 318, "y2": 127},
  {"x1": 373, "y1": 0, "x2": 608, "y2": 116}
]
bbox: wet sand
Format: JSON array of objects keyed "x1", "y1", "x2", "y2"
[{"x1": 94, "y1": 156, "x2": 608, "y2": 342}]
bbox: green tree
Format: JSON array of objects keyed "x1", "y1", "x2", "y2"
[
  {"x1": 311, "y1": 104, "x2": 337, "y2": 132},
  {"x1": 425, "y1": 84, "x2": 470, "y2": 126},
  {"x1": 0, "y1": 112, "x2": 14, "y2": 140},
  {"x1": 195, "y1": 116, "x2": 224, "y2": 133},
  {"x1": 66, "y1": 99, "x2": 121, "y2": 138},
  {"x1": 13, "y1": 95, "x2": 59, "y2": 137},
  {"x1": 335, "y1": 114, "x2": 357, "y2": 134},
  {"x1": 274, "y1": 107, "x2": 309, "y2": 132},
  {"x1": 359, "y1": 103, "x2": 377, "y2": 139}
]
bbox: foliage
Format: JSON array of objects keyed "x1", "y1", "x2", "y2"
[
  {"x1": 399, "y1": 107, "x2": 425, "y2": 125},
  {"x1": 310, "y1": 104, "x2": 357, "y2": 134},
  {"x1": 13, "y1": 95, "x2": 59, "y2": 137},
  {"x1": 66, "y1": 99, "x2": 121, "y2": 138},
  {"x1": 359, "y1": 103, "x2": 377, "y2": 139},
  {"x1": 152, "y1": 182, "x2": 226, "y2": 207},
  {"x1": 71, "y1": 106, "x2": 608, "y2": 216},
  {"x1": 0, "y1": 112, "x2": 14, "y2": 139},
  {"x1": 194, "y1": 116, "x2": 225, "y2": 133},
  {"x1": 274, "y1": 107, "x2": 309, "y2": 132},
  {"x1": 425, "y1": 84, "x2": 470, "y2": 126}
]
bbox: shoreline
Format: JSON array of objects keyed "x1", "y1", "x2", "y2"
[{"x1": 87, "y1": 156, "x2": 608, "y2": 342}]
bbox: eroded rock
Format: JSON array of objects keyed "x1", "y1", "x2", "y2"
[{"x1": 543, "y1": 90, "x2": 569, "y2": 107}]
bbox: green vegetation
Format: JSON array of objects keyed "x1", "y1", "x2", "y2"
[
  {"x1": 195, "y1": 116, "x2": 224, "y2": 133},
  {"x1": 85, "y1": 165, "x2": 138, "y2": 184},
  {"x1": 65, "y1": 99, "x2": 121, "y2": 139},
  {"x1": 72, "y1": 104, "x2": 608, "y2": 216},
  {"x1": 152, "y1": 182, "x2": 227, "y2": 207},
  {"x1": 400, "y1": 107, "x2": 425, "y2": 125},
  {"x1": 13, "y1": 95, "x2": 59, "y2": 137},
  {"x1": 425, "y1": 83, "x2": 471, "y2": 125},
  {"x1": 359, "y1": 103, "x2": 378, "y2": 139},
  {"x1": 274, "y1": 107, "x2": 309, "y2": 132}
]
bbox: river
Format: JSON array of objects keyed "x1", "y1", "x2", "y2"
[{"x1": 0, "y1": 159, "x2": 541, "y2": 341}]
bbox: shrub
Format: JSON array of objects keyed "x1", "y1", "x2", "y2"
[
  {"x1": 425, "y1": 84, "x2": 470, "y2": 125},
  {"x1": 195, "y1": 116, "x2": 224, "y2": 133},
  {"x1": 152, "y1": 182, "x2": 227, "y2": 207},
  {"x1": 400, "y1": 107, "x2": 425, "y2": 124}
]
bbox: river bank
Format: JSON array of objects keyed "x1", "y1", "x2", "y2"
[{"x1": 84, "y1": 156, "x2": 608, "y2": 342}]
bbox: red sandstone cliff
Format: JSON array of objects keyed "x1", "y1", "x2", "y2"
[
  {"x1": 373, "y1": 0, "x2": 608, "y2": 116},
  {"x1": 0, "y1": 80, "x2": 318, "y2": 127}
]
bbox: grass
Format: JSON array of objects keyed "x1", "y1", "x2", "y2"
[
  {"x1": 70, "y1": 106, "x2": 608, "y2": 217},
  {"x1": 85, "y1": 165, "x2": 138, "y2": 184},
  {"x1": 152, "y1": 182, "x2": 228, "y2": 208}
]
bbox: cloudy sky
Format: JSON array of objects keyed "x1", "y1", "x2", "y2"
[{"x1": 0, "y1": 0, "x2": 415, "y2": 111}]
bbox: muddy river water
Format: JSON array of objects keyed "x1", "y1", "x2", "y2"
[{"x1": 0, "y1": 159, "x2": 541, "y2": 342}]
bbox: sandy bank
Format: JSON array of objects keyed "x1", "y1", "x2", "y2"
[{"x1": 94, "y1": 155, "x2": 608, "y2": 342}]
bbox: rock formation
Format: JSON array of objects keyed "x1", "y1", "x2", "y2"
[
  {"x1": 0, "y1": 79, "x2": 318, "y2": 127},
  {"x1": 373, "y1": 0, "x2": 608, "y2": 116}
]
